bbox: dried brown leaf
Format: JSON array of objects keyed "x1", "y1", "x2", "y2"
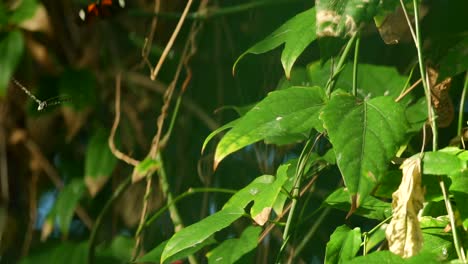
[{"x1": 386, "y1": 156, "x2": 424, "y2": 258}]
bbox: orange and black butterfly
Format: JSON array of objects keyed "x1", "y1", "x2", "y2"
[{"x1": 78, "y1": 0, "x2": 125, "y2": 24}]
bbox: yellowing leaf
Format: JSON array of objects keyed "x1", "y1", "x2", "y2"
[{"x1": 386, "y1": 156, "x2": 424, "y2": 258}]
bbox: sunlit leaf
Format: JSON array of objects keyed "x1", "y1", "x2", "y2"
[
  {"x1": 223, "y1": 175, "x2": 276, "y2": 210},
  {"x1": 0, "y1": 30, "x2": 24, "y2": 97},
  {"x1": 206, "y1": 226, "x2": 261, "y2": 264},
  {"x1": 423, "y1": 150, "x2": 467, "y2": 176},
  {"x1": 250, "y1": 165, "x2": 289, "y2": 225},
  {"x1": 233, "y1": 8, "x2": 316, "y2": 78},
  {"x1": 325, "y1": 225, "x2": 361, "y2": 264},
  {"x1": 85, "y1": 128, "x2": 118, "y2": 196},
  {"x1": 321, "y1": 94, "x2": 409, "y2": 208},
  {"x1": 215, "y1": 86, "x2": 327, "y2": 168}
]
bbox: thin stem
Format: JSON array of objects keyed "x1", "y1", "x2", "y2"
[
  {"x1": 458, "y1": 72, "x2": 468, "y2": 135},
  {"x1": 326, "y1": 34, "x2": 358, "y2": 96},
  {"x1": 398, "y1": 0, "x2": 417, "y2": 44},
  {"x1": 145, "y1": 187, "x2": 236, "y2": 226},
  {"x1": 352, "y1": 34, "x2": 360, "y2": 96},
  {"x1": 150, "y1": 0, "x2": 193, "y2": 80},
  {"x1": 440, "y1": 179, "x2": 466, "y2": 262}
]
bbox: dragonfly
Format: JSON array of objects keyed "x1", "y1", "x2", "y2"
[{"x1": 11, "y1": 78, "x2": 71, "y2": 111}]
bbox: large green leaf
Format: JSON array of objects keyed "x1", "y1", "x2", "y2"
[
  {"x1": 84, "y1": 128, "x2": 118, "y2": 196},
  {"x1": 161, "y1": 206, "x2": 244, "y2": 263},
  {"x1": 0, "y1": 30, "x2": 24, "y2": 97},
  {"x1": 325, "y1": 225, "x2": 361, "y2": 264},
  {"x1": 321, "y1": 94, "x2": 408, "y2": 208},
  {"x1": 233, "y1": 7, "x2": 316, "y2": 79},
  {"x1": 324, "y1": 187, "x2": 392, "y2": 220},
  {"x1": 214, "y1": 86, "x2": 327, "y2": 167},
  {"x1": 206, "y1": 226, "x2": 261, "y2": 264},
  {"x1": 315, "y1": 0, "x2": 391, "y2": 37}
]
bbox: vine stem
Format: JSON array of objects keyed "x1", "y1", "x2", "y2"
[
  {"x1": 326, "y1": 33, "x2": 358, "y2": 96},
  {"x1": 352, "y1": 34, "x2": 360, "y2": 97},
  {"x1": 457, "y1": 72, "x2": 468, "y2": 136}
]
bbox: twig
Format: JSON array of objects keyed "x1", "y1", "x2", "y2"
[
  {"x1": 394, "y1": 78, "x2": 422, "y2": 102},
  {"x1": 108, "y1": 72, "x2": 139, "y2": 166},
  {"x1": 150, "y1": 0, "x2": 194, "y2": 80}
]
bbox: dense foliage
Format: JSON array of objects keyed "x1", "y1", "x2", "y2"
[{"x1": 0, "y1": 0, "x2": 467, "y2": 263}]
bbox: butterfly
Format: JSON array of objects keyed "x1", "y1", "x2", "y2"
[{"x1": 78, "y1": 0, "x2": 125, "y2": 24}]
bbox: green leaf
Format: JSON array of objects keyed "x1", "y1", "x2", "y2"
[
  {"x1": 324, "y1": 188, "x2": 392, "y2": 220},
  {"x1": 8, "y1": 0, "x2": 38, "y2": 24},
  {"x1": 0, "y1": 30, "x2": 24, "y2": 97},
  {"x1": 206, "y1": 226, "x2": 261, "y2": 264},
  {"x1": 53, "y1": 179, "x2": 86, "y2": 237},
  {"x1": 438, "y1": 36, "x2": 468, "y2": 80},
  {"x1": 233, "y1": 8, "x2": 316, "y2": 79},
  {"x1": 420, "y1": 216, "x2": 456, "y2": 261},
  {"x1": 273, "y1": 159, "x2": 297, "y2": 215},
  {"x1": 321, "y1": 94, "x2": 409, "y2": 208},
  {"x1": 307, "y1": 61, "x2": 409, "y2": 100},
  {"x1": 19, "y1": 241, "x2": 88, "y2": 264},
  {"x1": 448, "y1": 171, "x2": 468, "y2": 229},
  {"x1": 223, "y1": 175, "x2": 276, "y2": 210},
  {"x1": 423, "y1": 151, "x2": 467, "y2": 176},
  {"x1": 250, "y1": 165, "x2": 289, "y2": 225},
  {"x1": 342, "y1": 250, "x2": 442, "y2": 264},
  {"x1": 96, "y1": 235, "x2": 134, "y2": 263},
  {"x1": 84, "y1": 128, "x2": 118, "y2": 196},
  {"x1": 215, "y1": 86, "x2": 327, "y2": 167},
  {"x1": 161, "y1": 206, "x2": 244, "y2": 263},
  {"x1": 316, "y1": 0, "x2": 383, "y2": 37},
  {"x1": 202, "y1": 119, "x2": 238, "y2": 154},
  {"x1": 139, "y1": 238, "x2": 216, "y2": 264},
  {"x1": 325, "y1": 225, "x2": 361, "y2": 264}
]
